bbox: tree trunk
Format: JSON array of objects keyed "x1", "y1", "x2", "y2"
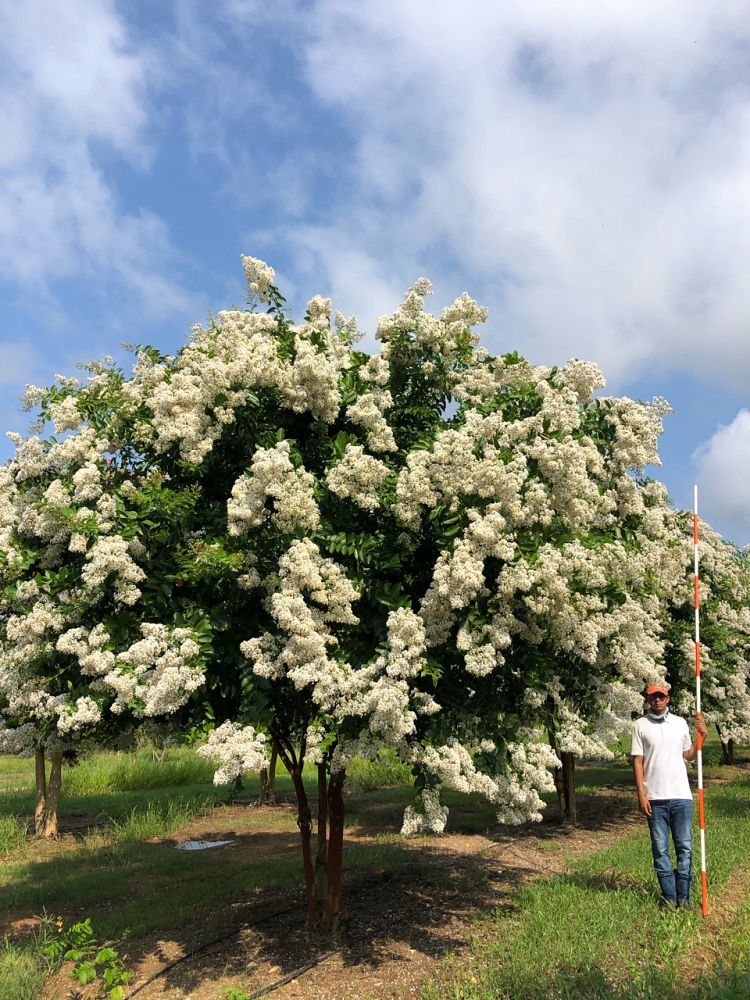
[
  {"x1": 561, "y1": 751, "x2": 577, "y2": 826},
  {"x1": 289, "y1": 766, "x2": 317, "y2": 926},
  {"x1": 314, "y1": 764, "x2": 328, "y2": 919},
  {"x1": 716, "y1": 724, "x2": 735, "y2": 765},
  {"x1": 43, "y1": 751, "x2": 63, "y2": 838},
  {"x1": 257, "y1": 746, "x2": 278, "y2": 805},
  {"x1": 325, "y1": 773, "x2": 345, "y2": 932},
  {"x1": 548, "y1": 730, "x2": 566, "y2": 822},
  {"x1": 34, "y1": 748, "x2": 47, "y2": 837}
]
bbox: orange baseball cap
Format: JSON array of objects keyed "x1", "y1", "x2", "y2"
[{"x1": 645, "y1": 682, "x2": 670, "y2": 696}]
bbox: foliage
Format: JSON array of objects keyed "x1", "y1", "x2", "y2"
[
  {"x1": 661, "y1": 515, "x2": 750, "y2": 745},
  {"x1": 4, "y1": 253, "x2": 747, "y2": 919},
  {"x1": 41, "y1": 915, "x2": 132, "y2": 999}
]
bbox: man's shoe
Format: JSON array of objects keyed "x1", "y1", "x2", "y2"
[
  {"x1": 677, "y1": 898, "x2": 691, "y2": 909},
  {"x1": 662, "y1": 899, "x2": 677, "y2": 911}
]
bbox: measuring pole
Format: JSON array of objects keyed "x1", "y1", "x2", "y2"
[{"x1": 693, "y1": 484, "x2": 708, "y2": 917}]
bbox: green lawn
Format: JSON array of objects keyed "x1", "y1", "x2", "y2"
[{"x1": 422, "y1": 770, "x2": 750, "y2": 1000}]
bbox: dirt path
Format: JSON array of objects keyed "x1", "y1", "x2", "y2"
[{"x1": 99, "y1": 787, "x2": 642, "y2": 1000}]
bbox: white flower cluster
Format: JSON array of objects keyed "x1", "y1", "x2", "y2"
[
  {"x1": 494, "y1": 740, "x2": 560, "y2": 824},
  {"x1": 346, "y1": 389, "x2": 397, "y2": 452},
  {"x1": 81, "y1": 535, "x2": 146, "y2": 606},
  {"x1": 326, "y1": 444, "x2": 389, "y2": 510},
  {"x1": 539, "y1": 676, "x2": 643, "y2": 761},
  {"x1": 376, "y1": 277, "x2": 487, "y2": 363},
  {"x1": 242, "y1": 255, "x2": 276, "y2": 302},
  {"x1": 241, "y1": 538, "x2": 359, "y2": 709},
  {"x1": 48, "y1": 395, "x2": 84, "y2": 434},
  {"x1": 197, "y1": 720, "x2": 269, "y2": 785},
  {"x1": 56, "y1": 695, "x2": 102, "y2": 735},
  {"x1": 117, "y1": 624, "x2": 203, "y2": 717},
  {"x1": 57, "y1": 624, "x2": 115, "y2": 677},
  {"x1": 401, "y1": 788, "x2": 449, "y2": 836},
  {"x1": 400, "y1": 735, "x2": 560, "y2": 831},
  {"x1": 602, "y1": 396, "x2": 672, "y2": 470},
  {"x1": 122, "y1": 260, "x2": 353, "y2": 463},
  {"x1": 227, "y1": 442, "x2": 320, "y2": 535}
]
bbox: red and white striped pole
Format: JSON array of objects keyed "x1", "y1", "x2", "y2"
[{"x1": 693, "y1": 484, "x2": 708, "y2": 917}]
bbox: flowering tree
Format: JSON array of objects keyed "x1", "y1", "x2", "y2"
[
  {"x1": 2, "y1": 256, "x2": 693, "y2": 923},
  {"x1": 0, "y1": 365, "x2": 211, "y2": 835},
  {"x1": 76, "y1": 257, "x2": 684, "y2": 925},
  {"x1": 662, "y1": 514, "x2": 750, "y2": 763}
]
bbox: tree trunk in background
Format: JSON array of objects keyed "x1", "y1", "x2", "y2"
[
  {"x1": 258, "y1": 746, "x2": 279, "y2": 805},
  {"x1": 548, "y1": 730, "x2": 566, "y2": 821},
  {"x1": 34, "y1": 748, "x2": 47, "y2": 837},
  {"x1": 325, "y1": 773, "x2": 345, "y2": 932},
  {"x1": 43, "y1": 751, "x2": 63, "y2": 838},
  {"x1": 561, "y1": 752, "x2": 577, "y2": 826},
  {"x1": 716, "y1": 724, "x2": 735, "y2": 765}
]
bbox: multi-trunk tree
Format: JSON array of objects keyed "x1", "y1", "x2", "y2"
[
  {"x1": 1, "y1": 256, "x2": 721, "y2": 922},
  {"x1": 0, "y1": 364, "x2": 212, "y2": 835}
]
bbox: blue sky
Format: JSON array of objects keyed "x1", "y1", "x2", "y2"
[{"x1": 2, "y1": 0, "x2": 750, "y2": 543}]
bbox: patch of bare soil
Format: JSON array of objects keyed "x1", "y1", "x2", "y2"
[{"x1": 101, "y1": 789, "x2": 642, "y2": 1000}]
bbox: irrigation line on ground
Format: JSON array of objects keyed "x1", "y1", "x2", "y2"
[
  {"x1": 123, "y1": 869, "x2": 399, "y2": 998},
  {"x1": 244, "y1": 951, "x2": 337, "y2": 999},
  {"x1": 124, "y1": 903, "x2": 300, "y2": 998}
]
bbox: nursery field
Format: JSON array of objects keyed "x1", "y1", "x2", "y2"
[{"x1": 1, "y1": 747, "x2": 749, "y2": 1000}]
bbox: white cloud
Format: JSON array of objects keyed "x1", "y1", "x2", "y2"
[
  {"x1": 219, "y1": 0, "x2": 750, "y2": 384},
  {"x1": 0, "y1": 0, "x2": 185, "y2": 313},
  {"x1": 693, "y1": 410, "x2": 750, "y2": 543}
]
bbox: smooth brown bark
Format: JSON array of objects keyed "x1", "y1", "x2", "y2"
[
  {"x1": 43, "y1": 751, "x2": 63, "y2": 838},
  {"x1": 314, "y1": 764, "x2": 329, "y2": 916},
  {"x1": 34, "y1": 748, "x2": 47, "y2": 837},
  {"x1": 549, "y1": 730, "x2": 566, "y2": 821},
  {"x1": 325, "y1": 773, "x2": 345, "y2": 930},
  {"x1": 561, "y1": 751, "x2": 577, "y2": 826},
  {"x1": 275, "y1": 736, "x2": 317, "y2": 925}
]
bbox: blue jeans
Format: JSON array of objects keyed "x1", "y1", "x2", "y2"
[{"x1": 647, "y1": 799, "x2": 693, "y2": 903}]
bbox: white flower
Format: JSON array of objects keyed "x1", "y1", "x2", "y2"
[
  {"x1": 197, "y1": 721, "x2": 269, "y2": 785},
  {"x1": 241, "y1": 255, "x2": 276, "y2": 302}
]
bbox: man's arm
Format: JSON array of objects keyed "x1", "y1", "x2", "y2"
[
  {"x1": 632, "y1": 755, "x2": 652, "y2": 816},
  {"x1": 683, "y1": 713, "x2": 710, "y2": 761}
]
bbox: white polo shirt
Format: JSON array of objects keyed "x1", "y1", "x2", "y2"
[{"x1": 630, "y1": 711, "x2": 692, "y2": 801}]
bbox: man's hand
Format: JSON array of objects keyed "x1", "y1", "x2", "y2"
[
  {"x1": 638, "y1": 793, "x2": 652, "y2": 817},
  {"x1": 695, "y1": 713, "x2": 709, "y2": 740}
]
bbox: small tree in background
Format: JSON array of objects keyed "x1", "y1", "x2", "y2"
[
  {"x1": 663, "y1": 514, "x2": 750, "y2": 764},
  {"x1": 0, "y1": 365, "x2": 212, "y2": 836}
]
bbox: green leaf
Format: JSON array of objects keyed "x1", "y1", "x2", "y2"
[
  {"x1": 95, "y1": 947, "x2": 118, "y2": 964},
  {"x1": 75, "y1": 961, "x2": 97, "y2": 985}
]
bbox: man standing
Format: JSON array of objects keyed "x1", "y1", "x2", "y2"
[{"x1": 631, "y1": 681, "x2": 709, "y2": 909}]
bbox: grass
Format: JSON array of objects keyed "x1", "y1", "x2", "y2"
[
  {"x1": 421, "y1": 771, "x2": 750, "y2": 1000},
  {"x1": 0, "y1": 815, "x2": 28, "y2": 857},
  {"x1": 345, "y1": 749, "x2": 413, "y2": 793},
  {"x1": 0, "y1": 938, "x2": 50, "y2": 1000}
]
